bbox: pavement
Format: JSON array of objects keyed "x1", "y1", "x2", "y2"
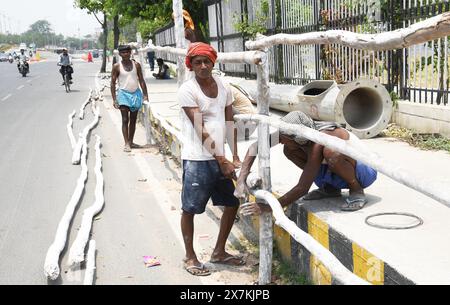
[{"x1": 140, "y1": 65, "x2": 450, "y2": 284}]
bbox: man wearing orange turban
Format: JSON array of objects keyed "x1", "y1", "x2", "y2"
[
  {"x1": 177, "y1": 42, "x2": 244, "y2": 276},
  {"x1": 185, "y1": 42, "x2": 217, "y2": 71}
]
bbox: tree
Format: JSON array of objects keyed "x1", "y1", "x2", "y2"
[
  {"x1": 76, "y1": 0, "x2": 108, "y2": 73},
  {"x1": 108, "y1": 0, "x2": 207, "y2": 42},
  {"x1": 29, "y1": 20, "x2": 53, "y2": 35}
]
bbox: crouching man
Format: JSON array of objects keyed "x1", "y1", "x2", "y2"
[{"x1": 235, "y1": 111, "x2": 377, "y2": 215}]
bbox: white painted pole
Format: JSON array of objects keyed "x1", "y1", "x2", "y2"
[
  {"x1": 68, "y1": 135, "x2": 104, "y2": 267},
  {"x1": 235, "y1": 114, "x2": 450, "y2": 208},
  {"x1": 83, "y1": 240, "x2": 96, "y2": 285},
  {"x1": 67, "y1": 110, "x2": 77, "y2": 149},
  {"x1": 255, "y1": 50, "x2": 273, "y2": 285},
  {"x1": 140, "y1": 44, "x2": 264, "y2": 66},
  {"x1": 252, "y1": 190, "x2": 369, "y2": 285},
  {"x1": 78, "y1": 90, "x2": 93, "y2": 120},
  {"x1": 72, "y1": 106, "x2": 100, "y2": 165},
  {"x1": 173, "y1": 0, "x2": 187, "y2": 87},
  {"x1": 44, "y1": 140, "x2": 88, "y2": 280},
  {"x1": 245, "y1": 13, "x2": 450, "y2": 51},
  {"x1": 136, "y1": 32, "x2": 147, "y2": 79}
]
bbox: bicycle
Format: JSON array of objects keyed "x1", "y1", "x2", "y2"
[{"x1": 60, "y1": 65, "x2": 73, "y2": 93}]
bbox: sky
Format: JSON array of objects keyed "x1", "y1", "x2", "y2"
[{"x1": 0, "y1": 0, "x2": 102, "y2": 37}]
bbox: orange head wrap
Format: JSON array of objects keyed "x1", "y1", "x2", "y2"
[
  {"x1": 185, "y1": 42, "x2": 217, "y2": 71},
  {"x1": 172, "y1": 9, "x2": 195, "y2": 30}
]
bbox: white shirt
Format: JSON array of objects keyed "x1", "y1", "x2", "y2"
[
  {"x1": 178, "y1": 75, "x2": 233, "y2": 161},
  {"x1": 118, "y1": 60, "x2": 139, "y2": 92},
  {"x1": 17, "y1": 53, "x2": 29, "y2": 62}
]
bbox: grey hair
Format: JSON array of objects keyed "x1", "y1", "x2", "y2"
[{"x1": 279, "y1": 111, "x2": 316, "y2": 145}]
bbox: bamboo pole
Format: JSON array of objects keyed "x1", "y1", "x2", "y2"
[
  {"x1": 44, "y1": 140, "x2": 88, "y2": 280},
  {"x1": 68, "y1": 135, "x2": 104, "y2": 267},
  {"x1": 245, "y1": 13, "x2": 450, "y2": 51},
  {"x1": 234, "y1": 113, "x2": 450, "y2": 207},
  {"x1": 66, "y1": 110, "x2": 77, "y2": 150},
  {"x1": 252, "y1": 189, "x2": 369, "y2": 285},
  {"x1": 173, "y1": 0, "x2": 186, "y2": 87},
  {"x1": 255, "y1": 50, "x2": 273, "y2": 285},
  {"x1": 140, "y1": 44, "x2": 264, "y2": 66},
  {"x1": 83, "y1": 240, "x2": 96, "y2": 285}
]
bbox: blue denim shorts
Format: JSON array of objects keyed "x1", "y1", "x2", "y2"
[
  {"x1": 181, "y1": 160, "x2": 240, "y2": 214},
  {"x1": 314, "y1": 161, "x2": 377, "y2": 190}
]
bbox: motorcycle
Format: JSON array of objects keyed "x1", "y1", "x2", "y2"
[
  {"x1": 8, "y1": 56, "x2": 13, "y2": 64},
  {"x1": 18, "y1": 59, "x2": 29, "y2": 77}
]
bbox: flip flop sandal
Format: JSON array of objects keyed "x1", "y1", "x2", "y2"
[
  {"x1": 341, "y1": 194, "x2": 367, "y2": 211},
  {"x1": 123, "y1": 146, "x2": 131, "y2": 153},
  {"x1": 185, "y1": 263, "x2": 211, "y2": 276},
  {"x1": 210, "y1": 255, "x2": 246, "y2": 266},
  {"x1": 303, "y1": 188, "x2": 341, "y2": 200}
]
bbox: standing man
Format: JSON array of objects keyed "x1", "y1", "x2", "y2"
[
  {"x1": 147, "y1": 38, "x2": 155, "y2": 71},
  {"x1": 111, "y1": 45, "x2": 149, "y2": 152},
  {"x1": 178, "y1": 42, "x2": 244, "y2": 276}
]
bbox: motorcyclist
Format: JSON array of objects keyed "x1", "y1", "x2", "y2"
[
  {"x1": 8, "y1": 53, "x2": 13, "y2": 63},
  {"x1": 57, "y1": 48, "x2": 73, "y2": 86},
  {"x1": 17, "y1": 49, "x2": 30, "y2": 73}
]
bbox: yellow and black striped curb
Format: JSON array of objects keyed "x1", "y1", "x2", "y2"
[{"x1": 140, "y1": 110, "x2": 414, "y2": 285}]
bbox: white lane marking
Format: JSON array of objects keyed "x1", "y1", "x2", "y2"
[
  {"x1": 26, "y1": 80, "x2": 32, "y2": 83},
  {"x1": 17, "y1": 85, "x2": 25, "y2": 90},
  {"x1": 1, "y1": 94, "x2": 12, "y2": 101}
]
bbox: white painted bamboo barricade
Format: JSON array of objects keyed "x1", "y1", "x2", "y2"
[
  {"x1": 251, "y1": 187, "x2": 369, "y2": 285},
  {"x1": 245, "y1": 13, "x2": 450, "y2": 51},
  {"x1": 72, "y1": 106, "x2": 100, "y2": 165},
  {"x1": 68, "y1": 135, "x2": 104, "y2": 267},
  {"x1": 235, "y1": 114, "x2": 450, "y2": 208},
  {"x1": 78, "y1": 89, "x2": 93, "y2": 120},
  {"x1": 44, "y1": 140, "x2": 88, "y2": 280},
  {"x1": 66, "y1": 110, "x2": 77, "y2": 149},
  {"x1": 83, "y1": 240, "x2": 96, "y2": 285}
]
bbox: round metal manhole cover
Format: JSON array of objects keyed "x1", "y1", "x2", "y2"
[{"x1": 365, "y1": 212, "x2": 424, "y2": 230}]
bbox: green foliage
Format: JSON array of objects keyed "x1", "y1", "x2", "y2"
[
  {"x1": 390, "y1": 91, "x2": 399, "y2": 108},
  {"x1": 382, "y1": 124, "x2": 450, "y2": 153},
  {"x1": 271, "y1": 247, "x2": 310, "y2": 285},
  {"x1": 0, "y1": 19, "x2": 95, "y2": 49},
  {"x1": 232, "y1": 0, "x2": 270, "y2": 39}
]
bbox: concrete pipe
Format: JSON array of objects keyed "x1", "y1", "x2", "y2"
[
  {"x1": 225, "y1": 77, "x2": 392, "y2": 139},
  {"x1": 296, "y1": 79, "x2": 392, "y2": 139}
]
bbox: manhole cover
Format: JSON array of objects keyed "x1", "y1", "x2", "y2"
[{"x1": 365, "y1": 212, "x2": 423, "y2": 230}]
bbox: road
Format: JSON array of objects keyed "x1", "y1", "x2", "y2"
[{"x1": 0, "y1": 53, "x2": 206, "y2": 284}]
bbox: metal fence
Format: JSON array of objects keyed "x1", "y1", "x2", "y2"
[{"x1": 154, "y1": 0, "x2": 450, "y2": 106}]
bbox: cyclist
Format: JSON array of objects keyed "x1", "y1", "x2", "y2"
[{"x1": 57, "y1": 48, "x2": 73, "y2": 86}]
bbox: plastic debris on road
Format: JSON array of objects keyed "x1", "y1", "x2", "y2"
[{"x1": 143, "y1": 256, "x2": 161, "y2": 268}]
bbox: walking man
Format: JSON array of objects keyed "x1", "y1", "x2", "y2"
[
  {"x1": 178, "y1": 42, "x2": 244, "y2": 276},
  {"x1": 111, "y1": 45, "x2": 149, "y2": 152}
]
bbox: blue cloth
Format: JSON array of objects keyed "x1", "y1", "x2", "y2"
[
  {"x1": 181, "y1": 160, "x2": 240, "y2": 214},
  {"x1": 117, "y1": 88, "x2": 143, "y2": 112},
  {"x1": 314, "y1": 161, "x2": 377, "y2": 190}
]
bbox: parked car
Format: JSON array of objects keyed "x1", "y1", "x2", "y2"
[{"x1": 0, "y1": 53, "x2": 9, "y2": 62}]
